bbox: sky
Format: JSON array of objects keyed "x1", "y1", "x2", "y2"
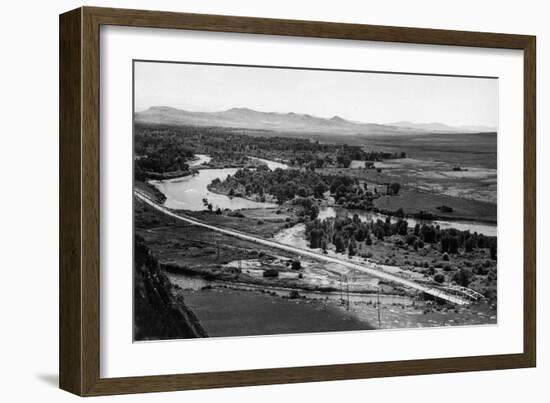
[{"x1": 134, "y1": 61, "x2": 498, "y2": 128}]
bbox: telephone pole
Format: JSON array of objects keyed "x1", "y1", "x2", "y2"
[{"x1": 377, "y1": 288, "x2": 381, "y2": 328}]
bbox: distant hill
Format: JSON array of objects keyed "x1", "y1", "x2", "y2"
[
  {"x1": 135, "y1": 106, "x2": 496, "y2": 136},
  {"x1": 389, "y1": 121, "x2": 496, "y2": 133}
]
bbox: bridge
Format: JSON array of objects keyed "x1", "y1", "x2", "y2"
[
  {"x1": 135, "y1": 190, "x2": 478, "y2": 306},
  {"x1": 437, "y1": 285, "x2": 485, "y2": 302}
]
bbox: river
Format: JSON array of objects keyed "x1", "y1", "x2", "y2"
[
  {"x1": 150, "y1": 156, "x2": 286, "y2": 211},
  {"x1": 151, "y1": 154, "x2": 496, "y2": 236},
  {"x1": 187, "y1": 153, "x2": 212, "y2": 167},
  {"x1": 317, "y1": 207, "x2": 497, "y2": 237}
]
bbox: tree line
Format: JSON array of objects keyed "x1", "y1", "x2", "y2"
[
  {"x1": 305, "y1": 214, "x2": 497, "y2": 260},
  {"x1": 134, "y1": 123, "x2": 407, "y2": 179}
]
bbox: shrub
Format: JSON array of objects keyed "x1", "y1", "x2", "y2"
[
  {"x1": 434, "y1": 274, "x2": 445, "y2": 284},
  {"x1": 365, "y1": 235, "x2": 373, "y2": 246},
  {"x1": 203, "y1": 247, "x2": 216, "y2": 255},
  {"x1": 442, "y1": 252, "x2": 449, "y2": 261},
  {"x1": 405, "y1": 234, "x2": 417, "y2": 246},
  {"x1": 228, "y1": 211, "x2": 245, "y2": 218},
  {"x1": 289, "y1": 290, "x2": 300, "y2": 299},
  {"x1": 436, "y1": 205, "x2": 454, "y2": 213},
  {"x1": 388, "y1": 182, "x2": 401, "y2": 195},
  {"x1": 263, "y1": 269, "x2": 279, "y2": 278},
  {"x1": 475, "y1": 265, "x2": 489, "y2": 275},
  {"x1": 291, "y1": 260, "x2": 302, "y2": 270}
]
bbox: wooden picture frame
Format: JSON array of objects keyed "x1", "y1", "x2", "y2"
[{"x1": 59, "y1": 6, "x2": 536, "y2": 396}]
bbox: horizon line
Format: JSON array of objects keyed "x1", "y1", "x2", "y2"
[{"x1": 136, "y1": 105, "x2": 498, "y2": 131}]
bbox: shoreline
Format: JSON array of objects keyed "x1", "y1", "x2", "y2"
[
  {"x1": 205, "y1": 184, "x2": 498, "y2": 228},
  {"x1": 163, "y1": 262, "x2": 409, "y2": 298},
  {"x1": 145, "y1": 154, "x2": 496, "y2": 226}
]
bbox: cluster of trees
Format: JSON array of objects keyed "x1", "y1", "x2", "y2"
[
  {"x1": 211, "y1": 167, "x2": 327, "y2": 203},
  {"x1": 407, "y1": 223, "x2": 496, "y2": 260},
  {"x1": 291, "y1": 149, "x2": 406, "y2": 169},
  {"x1": 291, "y1": 197, "x2": 320, "y2": 220},
  {"x1": 304, "y1": 214, "x2": 497, "y2": 261},
  {"x1": 210, "y1": 167, "x2": 383, "y2": 209},
  {"x1": 438, "y1": 228, "x2": 497, "y2": 260},
  {"x1": 134, "y1": 126, "x2": 194, "y2": 178},
  {"x1": 135, "y1": 123, "x2": 374, "y2": 169},
  {"x1": 305, "y1": 215, "x2": 375, "y2": 255},
  {"x1": 134, "y1": 123, "x2": 408, "y2": 176},
  {"x1": 364, "y1": 151, "x2": 407, "y2": 161},
  {"x1": 328, "y1": 175, "x2": 375, "y2": 210},
  {"x1": 289, "y1": 146, "x2": 369, "y2": 169}
]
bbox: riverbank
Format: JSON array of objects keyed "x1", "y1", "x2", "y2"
[
  {"x1": 175, "y1": 284, "x2": 374, "y2": 337},
  {"x1": 134, "y1": 180, "x2": 167, "y2": 204},
  {"x1": 166, "y1": 272, "x2": 496, "y2": 333},
  {"x1": 135, "y1": 197, "x2": 497, "y2": 330},
  {"x1": 138, "y1": 176, "x2": 497, "y2": 303}
]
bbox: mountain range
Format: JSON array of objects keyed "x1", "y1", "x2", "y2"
[{"x1": 135, "y1": 106, "x2": 496, "y2": 135}]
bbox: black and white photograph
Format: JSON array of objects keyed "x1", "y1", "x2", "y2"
[{"x1": 133, "y1": 60, "x2": 498, "y2": 341}]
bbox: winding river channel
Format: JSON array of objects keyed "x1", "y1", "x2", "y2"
[{"x1": 151, "y1": 155, "x2": 496, "y2": 237}]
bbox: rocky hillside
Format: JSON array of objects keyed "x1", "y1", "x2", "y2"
[{"x1": 134, "y1": 235, "x2": 207, "y2": 341}]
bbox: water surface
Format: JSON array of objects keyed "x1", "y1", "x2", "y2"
[
  {"x1": 152, "y1": 154, "x2": 496, "y2": 236},
  {"x1": 151, "y1": 156, "x2": 287, "y2": 210}
]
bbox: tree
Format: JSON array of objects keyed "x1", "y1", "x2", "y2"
[
  {"x1": 334, "y1": 235, "x2": 346, "y2": 253},
  {"x1": 309, "y1": 205, "x2": 319, "y2": 220},
  {"x1": 441, "y1": 236, "x2": 450, "y2": 253},
  {"x1": 313, "y1": 182, "x2": 327, "y2": 198},
  {"x1": 396, "y1": 219, "x2": 408, "y2": 236},
  {"x1": 465, "y1": 237, "x2": 474, "y2": 252},
  {"x1": 490, "y1": 240, "x2": 497, "y2": 260},
  {"x1": 309, "y1": 228, "x2": 323, "y2": 249},
  {"x1": 365, "y1": 232, "x2": 373, "y2": 246},
  {"x1": 421, "y1": 224, "x2": 436, "y2": 243},
  {"x1": 449, "y1": 236, "x2": 459, "y2": 254},
  {"x1": 291, "y1": 260, "x2": 302, "y2": 270},
  {"x1": 453, "y1": 268, "x2": 470, "y2": 287},
  {"x1": 348, "y1": 239, "x2": 357, "y2": 257},
  {"x1": 354, "y1": 227, "x2": 366, "y2": 242},
  {"x1": 297, "y1": 186, "x2": 308, "y2": 197}
]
